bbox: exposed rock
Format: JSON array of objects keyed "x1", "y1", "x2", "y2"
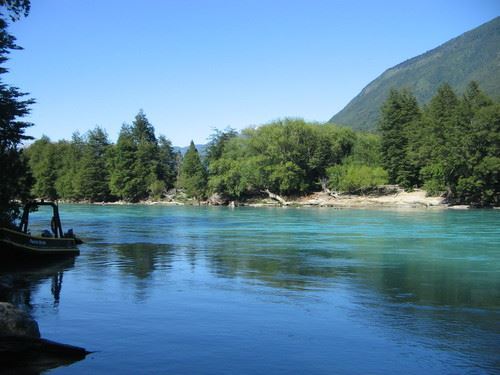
[
  {"x1": 0, "y1": 335, "x2": 90, "y2": 373},
  {"x1": 0, "y1": 303, "x2": 90, "y2": 372},
  {"x1": 0, "y1": 302, "x2": 40, "y2": 338}
]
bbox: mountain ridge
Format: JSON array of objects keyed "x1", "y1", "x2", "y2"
[{"x1": 329, "y1": 16, "x2": 500, "y2": 130}]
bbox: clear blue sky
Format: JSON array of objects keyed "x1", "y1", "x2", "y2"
[{"x1": 5, "y1": 0, "x2": 499, "y2": 146}]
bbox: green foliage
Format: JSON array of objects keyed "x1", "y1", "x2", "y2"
[
  {"x1": 205, "y1": 127, "x2": 238, "y2": 168},
  {"x1": 26, "y1": 136, "x2": 59, "y2": 200},
  {"x1": 177, "y1": 141, "x2": 207, "y2": 199},
  {"x1": 245, "y1": 119, "x2": 356, "y2": 195},
  {"x1": 108, "y1": 111, "x2": 176, "y2": 202},
  {"x1": 157, "y1": 135, "x2": 177, "y2": 190},
  {"x1": 456, "y1": 157, "x2": 500, "y2": 206},
  {"x1": 206, "y1": 119, "x2": 359, "y2": 198},
  {"x1": 420, "y1": 163, "x2": 446, "y2": 196},
  {"x1": 379, "y1": 89, "x2": 420, "y2": 187},
  {"x1": 54, "y1": 133, "x2": 84, "y2": 200},
  {"x1": 24, "y1": 110, "x2": 177, "y2": 203},
  {"x1": 330, "y1": 17, "x2": 500, "y2": 131},
  {"x1": 349, "y1": 132, "x2": 383, "y2": 166},
  {"x1": 0, "y1": 0, "x2": 33, "y2": 226},
  {"x1": 109, "y1": 125, "x2": 138, "y2": 201},
  {"x1": 379, "y1": 82, "x2": 500, "y2": 206},
  {"x1": 76, "y1": 127, "x2": 111, "y2": 202},
  {"x1": 327, "y1": 164, "x2": 388, "y2": 194},
  {"x1": 148, "y1": 179, "x2": 166, "y2": 200}
]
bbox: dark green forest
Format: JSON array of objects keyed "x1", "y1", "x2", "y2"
[
  {"x1": 380, "y1": 82, "x2": 499, "y2": 206},
  {"x1": 22, "y1": 116, "x2": 384, "y2": 203},
  {"x1": 22, "y1": 81, "x2": 500, "y2": 207}
]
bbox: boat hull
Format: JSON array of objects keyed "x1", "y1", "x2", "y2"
[{"x1": 0, "y1": 228, "x2": 80, "y2": 259}]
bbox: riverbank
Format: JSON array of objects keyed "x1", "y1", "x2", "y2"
[
  {"x1": 246, "y1": 189, "x2": 447, "y2": 209},
  {"x1": 83, "y1": 188, "x2": 455, "y2": 209}
]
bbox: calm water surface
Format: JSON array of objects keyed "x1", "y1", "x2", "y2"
[{"x1": 2, "y1": 205, "x2": 499, "y2": 374}]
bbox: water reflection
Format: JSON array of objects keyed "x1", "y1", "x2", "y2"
[
  {"x1": 0, "y1": 258, "x2": 75, "y2": 311},
  {"x1": 47, "y1": 205, "x2": 500, "y2": 373},
  {"x1": 113, "y1": 243, "x2": 174, "y2": 279}
]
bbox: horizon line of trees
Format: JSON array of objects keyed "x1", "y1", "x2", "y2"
[
  {"x1": 23, "y1": 81, "x2": 499, "y2": 208},
  {"x1": 24, "y1": 113, "x2": 387, "y2": 203}
]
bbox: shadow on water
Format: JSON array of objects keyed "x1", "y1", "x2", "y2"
[
  {"x1": 112, "y1": 243, "x2": 175, "y2": 280},
  {"x1": 0, "y1": 258, "x2": 90, "y2": 374},
  {"x1": 0, "y1": 258, "x2": 75, "y2": 311}
]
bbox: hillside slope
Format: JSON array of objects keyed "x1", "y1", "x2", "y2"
[{"x1": 329, "y1": 17, "x2": 500, "y2": 130}]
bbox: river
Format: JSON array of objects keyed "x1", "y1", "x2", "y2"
[{"x1": 2, "y1": 205, "x2": 499, "y2": 374}]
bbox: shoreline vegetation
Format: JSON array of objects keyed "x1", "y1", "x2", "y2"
[{"x1": 22, "y1": 83, "x2": 500, "y2": 212}]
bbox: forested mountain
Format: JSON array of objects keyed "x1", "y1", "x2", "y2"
[{"x1": 329, "y1": 16, "x2": 500, "y2": 130}]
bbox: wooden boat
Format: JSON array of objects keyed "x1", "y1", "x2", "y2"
[{"x1": 0, "y1": 201, "x2": 82, "y2": 259}]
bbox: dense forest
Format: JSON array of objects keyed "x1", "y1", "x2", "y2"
[
  {"x1": 380, "y1": 82, "x2": 499, "y2": 207},
  {"x1": 23, "y1": 114, "x2": 385, "y2": 203},
  {"x1": 25, "y1": 111, "x2": 180, "y2": 203},
  {"x1": 22, "y1": 81, "x2": 499, "y2": 207}
]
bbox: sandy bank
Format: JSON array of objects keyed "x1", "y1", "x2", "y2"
[{"x1": 292, "y1": 190, "x2": 446, "y2": 209}]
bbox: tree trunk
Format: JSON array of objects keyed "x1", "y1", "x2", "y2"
[
  {"x1": 319, "y1": 177, "x2": 339, "y2": 198},
  {"x1": 262, "y1": 189, "x2": 288, "y2": 205}
]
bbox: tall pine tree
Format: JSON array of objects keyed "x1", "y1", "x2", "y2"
[
  {"x1": 177, "y1": 141, "x2": 207, "y2": 200},
  {"x1": 0, "y1": 0, "x2": 34, "y2": 225},
  {"x1": 379, "y1": 89, "x2": 420, "y2": 187},
  {"x1": 77, "y1": 127, "x2": 111, "y2": 202},
  {"x1": 26, "y1": 136, "x2": 59, "y2": 200},
  {"x1": 109, "y1": 124, "x2": 138, "y2": 201}
]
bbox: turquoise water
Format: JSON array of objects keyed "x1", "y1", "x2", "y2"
[{"x1": 2, "y1": 205, "x2": 499, "y2": 374}]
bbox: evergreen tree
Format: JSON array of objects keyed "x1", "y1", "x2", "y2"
[
  {"x1": 419, "y1": 84, "x2": 460, "y2": 194},
  {"x1": 456, "y1": 103, "x2": 500, "y2": 206},
  {"x1": 0, "y1": 0, "x2": 34, "y2": 225},
  {"x1": 132, "y1": 110, "x2": 156, "y2": 143},
  {"x1": 379, "y1": 89, "x2": 420, "y2": 187},
  {"x1": 460, "y1": 81, "x2": 493, "y2": 122},
  {"x1": 109, "y1": 111, "x2": 162, "y2": 202},
  {"x1": 77, "y1": 127, "x2": 111, "y2": 202},
  {"x1": 177, "y1": 141, "x2": 207, "y2": 199},
  {"x1": 131, "y1": 111, "x2": 160, "y2": 200},
  {"x1": 206, "y1": 127, "x2": 238, "y2": 168},
  {"x1": 157, "y1": 135, "x2": 177, "y2": 190},
  {"x1": 109, "y1": 124, "x2": 138, "y2": 201},
  {"x1": 55, "y1": 133, "x2": 85, "y2": 200},
  {"x1": 26, "y1": 136, "x2": 59, "y2": 200}
]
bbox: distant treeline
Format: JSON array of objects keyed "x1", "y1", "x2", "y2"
[
  {"x1": 25, "y1": 114, "x2": 384, "y2": 202},
  {"x1": 24, "y1": 82, "x2": 499, "y2": 206},
  {"x1": 26, "y1": 111, "x2": 180, "y2": 203}
]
